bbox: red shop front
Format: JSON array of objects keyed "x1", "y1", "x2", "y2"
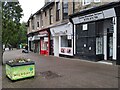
[{"x1": 39, "y1": 30, "x2": 50, "y2": 56}]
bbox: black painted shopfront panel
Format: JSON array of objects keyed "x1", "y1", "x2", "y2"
[{"x1": 76, "y1": 22, "x2": 96, "y2": 61}]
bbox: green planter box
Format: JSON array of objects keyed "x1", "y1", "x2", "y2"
[{"x1": 6, "y1": 60, "x2": 35, "y2": 81}]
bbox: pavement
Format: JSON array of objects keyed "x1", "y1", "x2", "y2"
[{"x1": 2, "y1": 49, "x2": 119, "y2": 88}]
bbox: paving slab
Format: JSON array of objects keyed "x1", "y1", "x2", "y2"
[{"x1": 2, "y1": 49, "x2": 119, "y2": 88}]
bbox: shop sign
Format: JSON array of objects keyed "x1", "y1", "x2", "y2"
[
  {"x1": 39, "y1": 31, "x2": 48, "y2": 35},
  {"x1": 72, "y1": 8, "x2": 116, "y2": 24},
  {"x1": 44, "y1": 37, "x2": 48, "y2": 42},
  {"x1": 50, "y1": 23, "x2": 73, "y2": 36},
  {"x1": 78, "y1": 11, "x2": 104, "y2": 23},
  {"x1": 32, "y1": 35, "x2": 40, "y2": 41},
  {"x1": 52, "y1": 30, "x2": 67, "y2": 36},
  {"x1": 28, "y1": 37, "x2": 32, "y2": 41}
]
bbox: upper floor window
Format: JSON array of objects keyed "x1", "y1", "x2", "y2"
[
  {"x1": 49, "y1": 8, "x2": 53, "y2": 24},
  {"x1": 45, "y1": 11, "x2": 47, "y2": 17},
  {"x1": 31, "y1": 20, "x2": 35, "y2": 30},
  {"x1": 32, "y1": 25, "x2": 34, "y2": 30},
  {"x1": 41, "y1": 14, "x2": 43, "y2": 27},
  {"x1": 94, "y1": 0, "x2": 100, "y2": 3},
  {"x1": 63, "y1": 0, "x2": 68, "y2": 19},
  {"x1": 56, "y1": 0, "x2": 60, "y2": 21},
  {"x1": 82, "y1": 0, "x2": 91, "y2": 6},
  {"x1": 73, "y1": 0, "x2": 80, "y2": 13},
  {"x1": 37, "y1": 22, "x2": 39, "y2": 27}
]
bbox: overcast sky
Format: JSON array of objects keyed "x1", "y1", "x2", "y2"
[{"x1": 18, "y1": 0, "x2": 45, "y2": 22}]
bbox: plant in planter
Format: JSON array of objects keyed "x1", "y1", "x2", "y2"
[{"x1": 6, "y1": 58, "x2": 35, "y2": 81}]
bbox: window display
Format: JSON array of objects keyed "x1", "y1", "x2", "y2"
[{"x1": 96, "y1": 37, "x2": 103, "y2": 54}]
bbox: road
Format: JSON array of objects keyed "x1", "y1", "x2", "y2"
[{"x1": 2, "y1": 49, "x2": 119, "y2": 88}]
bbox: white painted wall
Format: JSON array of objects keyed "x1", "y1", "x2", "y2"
[
  {"x1": 54, "y1": 36, "x2": 59, "y2": 57},
  {"x1": 103, "y1": 18, "x2": 117, "y2": 60},
  {"x1": 74, "y1": 25, "x2": 76, "y2": 55},
  {"x1": 113, "y1": 17, "x2": 117, "y2": 60},
  {"x1": 103, "y1": 36, "x2": 107, "y2": 60}
]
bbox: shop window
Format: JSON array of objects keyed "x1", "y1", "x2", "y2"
[
  {"x1": 41, "y1": 40, "x2": 48, "y2": 50},
  {"x1": 68, "y1": 40, "x2": 72, "y2": 47},
  {"x1": 61, "y1": 36, "x2": 72, "y2": 47},
  {"x1": 31, "y1": 42, "x2": 34, "y2": 51},
  {"x1": 96, "y1": 37, "x2": 103, "y2": 55}
]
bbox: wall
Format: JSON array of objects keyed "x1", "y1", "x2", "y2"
[{"x1": 54, "y1": 36, "x2": 59, "y2": 56}]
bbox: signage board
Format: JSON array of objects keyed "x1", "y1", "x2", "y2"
[
  {"x1": 44, "y1": 37, "x2": 48, "y2": 42},
  {"x1": 72, "y1": 8, "x2": 116, "y2": 24},
  {"x1": 50, "y1": 23, "x2": 73, "y2": 36}
]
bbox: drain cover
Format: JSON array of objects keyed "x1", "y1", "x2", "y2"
[{"x1": 40, "y1": 71, "x2": 62, "y2": 79}]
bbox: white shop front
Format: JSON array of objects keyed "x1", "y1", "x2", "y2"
[{"x1": 50, "y1": 23, "x2": 73, "y2": 57}]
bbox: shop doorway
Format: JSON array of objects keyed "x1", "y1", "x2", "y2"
[
  {"x1": 107, "y1": 33, "x2": 113, "y2": 60},
  {"x1": 54, "y1": 36, "x2": 59, "y2": 57},
  {"x1": 40, "y1": 37, "x2": 49, "y2": 55}
]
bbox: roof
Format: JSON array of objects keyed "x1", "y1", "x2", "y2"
[{"x1": 27, "y1": 1, "x2": 54, "y2": 24}]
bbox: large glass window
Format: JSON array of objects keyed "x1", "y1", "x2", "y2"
[
  {"x1": 96, "y1": 37, "x2": 103, "y2": 54},
  {"x1": 63, "y1": 0, "x2": 68, "y2": 19},
  {"x1": 41, "y1": 40, "x2": 48, "y2": 50},
  {"x1": 61, "y1": 36, "x2": 72, "y2": 47}
]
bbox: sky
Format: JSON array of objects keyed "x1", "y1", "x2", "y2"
[{"x1": 18, "y1": 0, "x2": 45, "y2": 22}]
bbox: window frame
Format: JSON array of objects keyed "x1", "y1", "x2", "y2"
[
  {"x1": 62, "y1": 0, "x2": 68, "y2": 19},
  {"x1": 56, "y1": 1, "x2": 60, "y2": 21},
  {"x1": 49, "y1": 8, "x2": 53, "y2": 24},
  {"x1": 41, "y1": 14, "x2": 43, "y2": 27},
  {"x1": 82, "y1": 0, "x2": 91, "y2": 6},
  {"x1": 94, "y1": 0, "x2": 101, "y2": 3},
  {"x1": 37, "y1": 21, "x2": 39, "y2": 27}
]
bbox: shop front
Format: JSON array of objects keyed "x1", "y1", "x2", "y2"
[
  {"x1": 50, "y1": 23, "x2": 73, "y2": 57},
  {"x1": 39, "y1": 30, "x2": 50, "y2": 56},
  {"x1": 28, "y1": 36, "x2": 32, "y2": 51},
  {"x1": 32, "y1": 35, "x2": 40, "y2": 53},
  {"x1": 70, "y1": 2, "x2": 120, "y2": 64}
]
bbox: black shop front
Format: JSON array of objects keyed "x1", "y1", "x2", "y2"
[{"x1": 70, "y1": 2, "x2": 120, "y2": 65}]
